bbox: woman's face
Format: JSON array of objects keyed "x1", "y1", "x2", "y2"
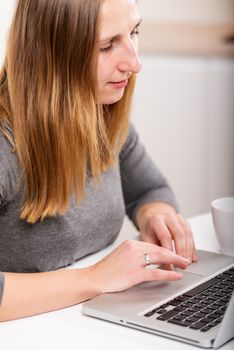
[{"x1": 97, "y1": 0, "x2": 142, "y2": 104}]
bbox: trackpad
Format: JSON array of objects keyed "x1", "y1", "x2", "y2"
[{"x1": 133, "y1": 270, "x2": 204, "y2": 297}]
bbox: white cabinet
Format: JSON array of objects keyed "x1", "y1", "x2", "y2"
[
  {"x1": 132, "y1": 55, "x2": 234, "y2": 217},
  {"x1": 208, "y1": 59, "x2": 234, "y2": 204}
]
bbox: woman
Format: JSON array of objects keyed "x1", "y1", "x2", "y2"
[{"x1": 0, "y1": 0, "x2": 197, "y2": 321}]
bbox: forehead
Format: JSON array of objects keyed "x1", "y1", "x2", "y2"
[{"x1": 99, "y1": 0, "x2": 140, "y2": 39}]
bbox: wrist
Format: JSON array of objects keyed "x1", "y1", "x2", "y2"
[
  {"x1": 73, "y1": 266, "x2": 103, "y2": 302},
  {"x1": 136, "y1": 201, "x2": 176, "y2": 230}
]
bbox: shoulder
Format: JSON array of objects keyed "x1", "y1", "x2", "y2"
[{"x1": 119, "y1": 123, "x2": 139, "y2": 159}]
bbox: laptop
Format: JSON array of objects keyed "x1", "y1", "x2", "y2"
[{"x1": 83, "y1": 250, "x2": 234, "y2": 348}]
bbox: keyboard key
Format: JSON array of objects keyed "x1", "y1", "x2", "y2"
[
  {"x1": 175, "y1": 296, "x2": 190, "y2": 302},
  {"x1": 180, "y1": 310, "x2": 193, "y2": 317},
  {"x1": 202, "y1": 299, "x2": 214, "y2": 305},
  {"x1": 168, "y1": 300, "x2": 181, "y2": 306},
  {"x1": 209, "y1": 312, "x2": 222, "y2": 319},
  {"x1": 219, "y1": 281, "x2": 231, "y2": 287},
  {"x1": 218, "y1": 273, "x2": 230, "y2": 280},
  {"x1": 198, "y1": 303, "x2": 210, "y2": 309},
  {"x1": 192, "y1": 303, "x2": 205, "y2": 309},
  {"x1": 187, "y1": 299, "x2": 199, "y2": 305},
  {"x1": 221, "y1": 305, "x2": 227, "y2": 311},
  {"x1": 190, "y1": 321, "x2": 207, "y2": 330},
  {"x1": 173, "y1": 315, "x2": 187, "y2": 321},
  {"x1": 215, "y1": 284, "x2": 225, "y2": 290},
  {"x1": 156, "y1": 308, "x2": 168, "y2": 314},
  {"x1": 188, "y1": 306, "x2": 203, "y2": 313},
  {"x1": 206, "y1": 304, "x2": 220, "y2": 311},
  {"x1": 193, "y1": 294, "x2": 205, "y2": 300},
  {"x1": 214, "y1": 301, "x2": 226, "y2": 307},
  {"x1": 168, "y1": 319, "x2": 191, "y2": 327},
  {"x1": 144, "y1": 310, "x2": 157, "y2": 317},
  {"x1": 191, "y1": 297, "x2": 203, "y2": 303},
  {"x1": 181, "y1": 301, "x2": 195, "y2": 308},
  {"x1": 222, "y1": 296, "x2": 231, "y2": 302},
  {"x1": 173, "y1": 306, "x2": 187, "y2": 312},
  {"x1": 157, "y1": 310, "x2": 178, "y2": 321},
  {"x1": 214, "y1": 292, "x2": 226, "y2": 297},
  {"x1": 208, "y1": 287, "x2": 220, "y2": 293},
  {"x1": 214, "y1": 318, "x2": 222, "y2": 325},
  {"x1": 200, "y1": 291, "x2": 213, "y2": 297},
  {"x1": 196, "y1": 311, "x2": 208, "y2": 318},
  {"x1": 208, "y1": 322, "x2": 218, "y2": 329},
  {"x1": 223, "y1": 270, "x2": 234, "y2": 275},
  {"x1": 187, "y1": 316, "x2": 201, "y2": 323},
  {"x1": 215, "y1": 309, "x2": 225, "y2": 315},
  {"x1": 200, "y1": 308, "x2": 213, "y2": 314},
  {"x1": 184, "y1": 278, "x2": 221, "y2": 297},
  {"x1": 201, "y1": 325, "x2": 213, "y2": 332},
  {"x1": 201, "y1": 316, "x2": 214, "y2": 324},
  {"x1": 227, "y1": 276, "x2": 234, "y2": 281},
  {"x1": 207, "y1": 295, "x2": 221, "y2": 301}
]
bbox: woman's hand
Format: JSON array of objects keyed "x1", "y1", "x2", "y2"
[
  {"x1": 88, "y1": 240, "x2": 189, "y2": 294},
  {"x1": 136, "y1": 202, "x2": 198, "y2": 264}
]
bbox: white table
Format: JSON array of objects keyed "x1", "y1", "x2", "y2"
[{"x1": 0, "y1": 213, "x2": 233, "y2": 350}]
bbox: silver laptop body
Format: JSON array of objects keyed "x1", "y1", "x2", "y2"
[{"x1": 83, "y1": 250, "x2": 234, "y2": 348}]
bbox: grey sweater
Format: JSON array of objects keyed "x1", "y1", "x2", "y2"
[{"x1": 0, "y1": 124, "x2": 178, "y2": 303}]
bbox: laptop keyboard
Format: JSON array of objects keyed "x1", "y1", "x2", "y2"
[{"x1": 144, "y1": 266, "x2": 234, "y2": 332}]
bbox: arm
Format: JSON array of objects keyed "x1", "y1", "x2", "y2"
[
  {"x1": 120, "y1": 124, "x2": 197, "y2": 263},
  {"x1": 0, "y1": 241, "x2": 190, "y2": 322},
  {"x1": 0, "y1": 268, "x2": 100, "y2": 322},
  {"x1": 119, "y1": 124, "x2": 179, "y2": 225}
]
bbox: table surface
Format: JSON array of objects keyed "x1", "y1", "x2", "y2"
[{"x1": 0, "y1": 213, "x2": 233, "y2": 350}]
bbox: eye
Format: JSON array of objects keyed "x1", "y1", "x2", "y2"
[
  {"x1": 99, "y1": 44, "x2": 113, "y2": 53},
  {"x1": 99, "y1": 39, "x2": 114, "y2": 53},
  {"x1": 130, "y1": 27, "x2": 139, "y2": 38}
]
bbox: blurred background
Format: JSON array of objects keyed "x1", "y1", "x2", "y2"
[{"x1": 0, "y1": 0, "x2": 233, "y2": 218}]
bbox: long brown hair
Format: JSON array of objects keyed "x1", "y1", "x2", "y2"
[{"x1": 0, "y1": 0, "x2": 136, "y2": 224}]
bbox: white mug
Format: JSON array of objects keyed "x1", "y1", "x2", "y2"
[{"x1": 211, "y1": 197, "x2": 234, "y2": 256}]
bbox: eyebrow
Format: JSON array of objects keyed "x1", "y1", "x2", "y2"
[{"x1": 99, "y1": 18, "x2": 142, "y2": 43}]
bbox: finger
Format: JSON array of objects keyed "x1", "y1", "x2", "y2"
[
  {"x1": 140, "y1": 228, "x2": 161, "y2": 246},
  {"x1": 177, "y1": 215, "x2": 193, "y2": 262},
  {"x1": 147, "y1": 246, "x2": 189, "y2": 269},
  {"x1": 165, "y1": 214, "x2": 187, "y2": 258},
  {"x1": 145, "y1": 268, "x2": 183, "y2": 282},
  {"x1": 147, "y1": 217, "x2": 175, "y2": 270},
  {"x1": 177, "y1": 214, "x2": 198, "y2": 262},
  {"x1": 149, "y1": 217, "x2": 174, "y2": 252}
]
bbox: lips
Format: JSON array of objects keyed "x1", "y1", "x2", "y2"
[
  {"x1": 109, "y1": 79, "x2": 128, "y2": 88},
  {"x1": 110, "y1": 79, "x2": 127, "y2": 84}
]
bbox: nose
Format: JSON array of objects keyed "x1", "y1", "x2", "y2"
[{"x1": 117, "y1": 40, "x2": 142, "y2": 74}]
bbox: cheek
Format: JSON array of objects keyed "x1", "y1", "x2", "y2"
[{"x1": 97, "y1": 56, "x2": 114, "y2": 86}]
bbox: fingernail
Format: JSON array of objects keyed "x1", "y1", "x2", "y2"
[
  {"x1": 170, "y1": 264, "x2": 174, "y2": 271},
  {"x1": 176, "y1": 272, "x2": 183, "y2": 279},
  {"x1": 187, "y1": 257, "x2": 192, "y2": 264}
]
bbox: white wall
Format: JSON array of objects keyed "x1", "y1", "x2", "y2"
[
  {"x1": 138, "y1": 0, "x2": 234, "y2": 24},
  {"x1": 0, "y1": 0, "x2": 16, "y2": 65},
  {"x1": 132, "y1": 55, "x2": 234, "y2": 217}
]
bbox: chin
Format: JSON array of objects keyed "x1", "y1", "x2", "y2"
[{"x1": 100, "y1": 92, "x2": 125, "y2": 105}]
